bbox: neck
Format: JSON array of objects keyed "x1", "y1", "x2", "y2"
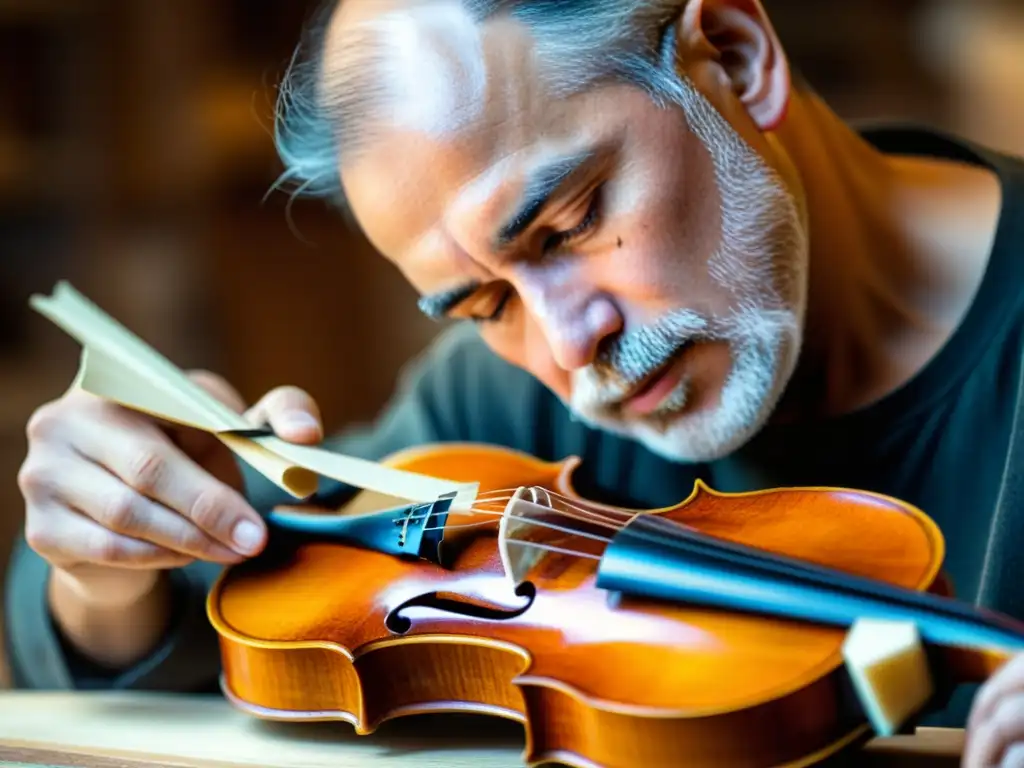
[{"x1": 768, "y1": 91, "x2": 1001, "y2": 422}]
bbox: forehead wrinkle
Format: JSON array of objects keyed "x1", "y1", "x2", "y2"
[
  {"x1": 333, "y1": 3, "x2": 597, "y2": 281},
  {"x1": 448, "y1": 151, "x2": 520, "y2": 238},
  {"x1": 405, "y1": 222, "x2": 488, "y2": 289},
  {"x1": 331, "y1": 5, "x2": 535, "y2": 258},
  {"x1": 446, "y1": 133, "x2": 597, "y2": 252}
]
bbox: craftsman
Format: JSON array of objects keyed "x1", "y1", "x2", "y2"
[{"x1": 5, "y1": 0, "x2": 1024, "y2": 764}]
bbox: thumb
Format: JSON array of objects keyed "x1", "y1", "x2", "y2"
[{"x1": 245, "y1": 385, "x2": 323, "y2": 445}]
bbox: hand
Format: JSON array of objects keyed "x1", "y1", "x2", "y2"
[
  {"x1": 17, "y1": 371, "x2": 324, "y2": 605},
  {"x1": 964, "y1": 653, "x2": 1024, "y2": 767}
]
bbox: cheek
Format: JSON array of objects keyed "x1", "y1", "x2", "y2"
[
  {"x1": 596, "y1": 138, "x2": 725, "y2": 315},
  {"x1": 593, "y1": 215, "x2": 716, "y2": 319},
  {"x1": 478, "y1": 314, "x2": 573, "y2": 400}
]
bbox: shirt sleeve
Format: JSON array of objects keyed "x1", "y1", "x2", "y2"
[{"x1": 3, "y1": 323, "x2": 533, "y2": 692}]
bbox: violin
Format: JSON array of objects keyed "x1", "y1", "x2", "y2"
[
  {"x1": 206, "y1": 441, "x2": 1024, "y2": 768},
  {"x1": 30, "y1": 280, "x2": 1015, "y2": 766},
  {"x1": 22, "y1": 282, "x2": 1015, "y2": 768}
]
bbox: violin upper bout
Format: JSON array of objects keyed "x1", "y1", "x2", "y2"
[{"x1": 655, "y1": 480, "x2": 945, "y2": 595}]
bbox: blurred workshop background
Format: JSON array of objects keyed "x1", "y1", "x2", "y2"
[{"x1": 0, "y1": 0, "x2": 1021, "y2": 685}]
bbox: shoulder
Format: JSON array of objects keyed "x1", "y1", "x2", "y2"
[
  {"x1": 400, "y1": 321, "x2": 519, "y2": 383},
  {"x1": 390, "y1": 324, "x2": 703, "y2": 501},
  {"x1": 328, "y1": 321, "x2": 573, "y2": 460},
  {"x1": 332, "y1": 323, "x2": 699, "y2": 504},
  {"x1": 396, "y1": 322, "x2": 538, "y2": 407},
  {"x1": 394, "y1": 322, "x2": 561, "y2": 449}
]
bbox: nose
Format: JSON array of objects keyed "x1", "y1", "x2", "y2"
[{"x1": 530, "y1": 291, "x2": 622, "y2": 372}]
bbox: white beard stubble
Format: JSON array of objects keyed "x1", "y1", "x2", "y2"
[{"x1": 568, "y1": 79, "x2": 810, "y2": 464}]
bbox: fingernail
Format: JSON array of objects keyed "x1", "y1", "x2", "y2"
[
  {"x1": 280, "y1": 411, "x2": 320, "y2": 434},
  {"x1": 232, "y1": 520, "x2": 263, "y2": 554}
]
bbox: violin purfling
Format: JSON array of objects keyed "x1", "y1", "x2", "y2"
[{"x1": 207, "y1": 442, "x2": 1023, "y2": 768}]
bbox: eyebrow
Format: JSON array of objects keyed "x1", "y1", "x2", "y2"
[
  {"x1": 495, "y1": 148, "x2": 596, "y2": 248},
  {"x1": 416, "y1": 148, "x2": 597, "y2": 321},
  {"x1": 417, "y1": 281, "x2": 481, "y2": 320}
]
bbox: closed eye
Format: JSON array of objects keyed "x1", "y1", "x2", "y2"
[
  {"x1": 474, "y1": 185, "x2": 604, "y2": 324},
  {"x1": 542, "y1": 184, "x2": 603, "y2": 254},
  {"x1": 471, "y1": 287, "x2": 513, "y2": 324}
]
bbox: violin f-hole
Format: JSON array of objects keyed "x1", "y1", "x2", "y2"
[{"x1": 385, "y1": 582, "x2": 537, "y2": 635}]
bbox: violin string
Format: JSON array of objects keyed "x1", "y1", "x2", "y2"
[
  {"x1": 419, "y1": 508, "x2": 614, "y2": 543},
  {"x1": 435, "y1": 496, "x2": 619, "y2": 528},
  {"x1": 504, "y1": 498, "x2": 624, "y2": 531},
  {"x1": 400, "y1": 494, "x2": 618, "y2": 565},
  {"x1": 469, "y1": 487, "x2": 635, "y2": 526},
  {"x1": 428, "y1": 487, "x2": 626, "y2": 528},
  {"x1": 410, "y1": 498, "x2": 622, "y2": 534},
  {"x1": 446, "y1": 487, "x2": 632, "y2": 522},
  {"x1": 504, "y1": 540, "x2": 602, "y2": 561},
  {"x1": 405, "y1": 495, "x2": 624, "y2": 533}
]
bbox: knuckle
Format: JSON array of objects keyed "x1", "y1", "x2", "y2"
[
  {"x1": 23, "y1": 518, "x2": 54, "y2": 556},
  {"x1": 125, "y1": 447, "x2": 167, "y2": 494},
  {"x1": 178, "y1": 526, "x2": 217, "y2": 556},
  {"x1": 25, "y1": 402, "x2": 62, "y2": 442},
  {"x1": 269, "y1": 385, "x2": 310, "y2": 409},
  {"x1": 17, "y1": 459, "x2": 52, "y2": 498},
  {"x1": 988, "y1": 699, "x2": 1024, "y2": 753},
  {"x1": 88, "y1": 532, "x2": 124, "y2": 564},
  {"x1": 99, "y1": 488, "x2": 140, "y2": 533},
  {"x1": 187, "y1": 486, "x2": 233, "y2": 532}
]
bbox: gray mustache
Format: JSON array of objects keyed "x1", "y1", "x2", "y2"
[{"x1": 591, "y1": 310, "x2": 708, "y2": 387}]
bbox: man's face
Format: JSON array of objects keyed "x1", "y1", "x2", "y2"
[{"x1": 331, "y1": 3, "x2": 809, "y2": 462}]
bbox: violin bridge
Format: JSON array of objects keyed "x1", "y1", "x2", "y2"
[{"x1": 498, "y1": 487, "x2": 555, "y2": 585}]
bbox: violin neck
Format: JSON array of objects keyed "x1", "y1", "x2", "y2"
[{"x1": 594, "y1": 515, "x2": 1024, "y2": 672}]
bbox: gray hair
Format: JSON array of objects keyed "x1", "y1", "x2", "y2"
[{"x1": 270, "y1": 0, "x2": 693, "y2": 208}]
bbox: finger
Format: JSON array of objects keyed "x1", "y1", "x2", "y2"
[
  {"x1": 51, "y1": 456, "x2": 243, "y2": 564},
  {"x1": 964, "y1": 692, "x2": 1024, "y2": 768},
  {"x1": 244, "y1": 385, "x2": 323, "y2": 444},
  {"x1": 66, "y1": 411, "x2": 267, "y2": 556},
  {"x1": 1004, "y1": 743, "x2": 1024, "y2": 768},
  {"x1": 26, "y1": 503, "x2": 194, "y2": 571},
  {"x1": 970, "y1": 655, "x2": 1024, "y2": 733},
  {"x1": 165, "y1": 369, "x2": 249, "y2": 463},
  {"x1": 151, "y1": 370, "x2": 252, "y2": 492}
]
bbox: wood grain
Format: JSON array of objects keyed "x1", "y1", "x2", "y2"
[
  {"x1": 0, "y1": 743, "x2": 245, "y2": 768},
  {"x1": 210, "y1": 443, "x2": 951, "y2": 768},
  {"x1": 0, "y1": 692, "x2": 963, "y2": 768},
  {"x1": 0, "y1": 691, "x2": 525, "y2": 768}
]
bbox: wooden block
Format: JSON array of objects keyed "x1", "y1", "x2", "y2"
[{"x1": 862, "y1": 727, "x2": 964, "y2": 767}]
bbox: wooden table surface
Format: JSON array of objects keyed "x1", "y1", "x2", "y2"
[{"x1": 0, "y1": 691, "x2": 965, "y2": 768}]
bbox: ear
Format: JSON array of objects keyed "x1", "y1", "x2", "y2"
[{"x1": 677, "y1": 0, "x2": 792, "y2": 131}]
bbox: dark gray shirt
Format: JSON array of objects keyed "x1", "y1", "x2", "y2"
[{"x1": 6, "y1": 126, "x2": 1024, "y2": 729}]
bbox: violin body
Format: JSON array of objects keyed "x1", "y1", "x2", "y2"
[{"x1": 207, "y1": 442, "x2": 949, "y2": 768}]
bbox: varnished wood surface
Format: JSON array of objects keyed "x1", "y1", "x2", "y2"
[
  {"x1": 0, "y1": 692, "x2": 963, "y2": 767},
  {"x1": 210, "y1": 442, "x2": 949, "y2": 767}
]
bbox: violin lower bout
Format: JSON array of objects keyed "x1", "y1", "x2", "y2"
[
  {"x1": 215, "y1": 623, "x2": 872, "y2": 768},
  {"x1": 217, "y1": 632, "x2": 528, "y2": 727}
]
